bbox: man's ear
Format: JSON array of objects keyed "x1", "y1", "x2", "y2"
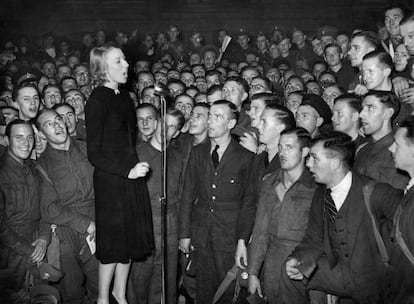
[
  {"x1": 384, "y1": 107, "x2": 395, "y2": 121},
  {"x1": 302, "y1": 146, "x2": 310, "y2": 158},
  {"x1": 316, "y1": 117, "x2": 324, "y2": 128},
  {"x1": 228, "y1": 118, "x2": 237, "y2": 130},
  {"x1": 383, "y1": 67, "x2": 392, "y2": 78},
  {"x1": 38, "y1": 130, "x2": 47, "y2": 140},
  {"x1": 242, "y1": 91, "x2": 248, "y2": 102},
  {"x1": 4, "y1": 136, "x2": 9, "y2": 147}
]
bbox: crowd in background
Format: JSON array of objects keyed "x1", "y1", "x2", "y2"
[{"x1": 1, "y1": 2, "x2": 414, "y2": 304}]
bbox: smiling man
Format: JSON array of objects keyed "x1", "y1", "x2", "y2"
[
  {"x1": 0, "y1": 120, "x2": 50, "y2": 302},
  {"x1": 361, "y1": 50, "x2": 393, "y2": 91}
]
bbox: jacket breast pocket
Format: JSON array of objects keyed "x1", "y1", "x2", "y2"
[
  {"x1": 225, "y1": 177, "x2": 242, "y2": 198},
  {"x1": 288, "y1": 196, "x2": 312, "y2": 232}
]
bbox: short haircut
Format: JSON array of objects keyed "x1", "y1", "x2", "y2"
[
  {"x1": 400, "y1": 116, "x2": 414, "y2": 144},
  {"x1": 207, "y1": 84, "x2": 223, "y2": 96},
  {"x1": 251, "y1": 92, "x2": 284, "y2": 107},
  {"x1": 324, "y1": 43, "x2": 342, "y2": 54},
  {"x1": 12, "y1": 83, "x2": 40, "y2": 102},
  {"x1": 241, "y1": 66, "x2": 260, "y2": 75},
  {"x1": 35, "y1": 108, "x2": 57, "y2": 131},
  {"x1": 202, "y1": 46, "x2": 218, "y2": 58},
  {"x1": 384, "y1": 5, "x2": 407, "y2": 18},
  {"x1": 42, "y1": 84, "x2": 61, "y2": 98},
  {"x1": 167, "y1": 79, "x2": 186, "y2": 90},
  {"x1": 224, "y1": 77, "x2": 249, "y2": 94},
  {"x1": 136, "y1": 103, "x2": 159, "y2": 118},
  {"x1": 362, "y1": 50, "x2": 393, "y2": 69},
  {"x1": 53, "y1": 102, "x2": 75, "y2": 113},
  {"x1": 141, "y1": 85, "x2": 155, "y2": 98},
  {"x1": 334, "y1": 93, "x2": 362, "y2": 112},
  {"x1": 174, "y1": 94, "x2": 195, "y2": 106},
  {"x1": 324, "y1": 83, "x2": 345, "y2": 94},
  {"x1": 319, "y1": 71, "x2": 337, "y2": 82},
  {"x1": 192, "y1": 64, "x2": 205, "y2": 71},
  {"x1": 351, "y1": 30, "x2": 380, "y2": 50},
  {"x1": 312, "y1": 130, "x2": 356, "y2": 169},
  {"x1": 57, "y1": 64, "x2": 72, "y2": 73},
  {"x1": 313, "y1": 61, "x2": 328, "y2": 70},
  {"x1": 193, "y1": 103, "x2": 210, "y2": 111},
  {"x1": 287, "y1": 74, "x2": 305, "y2": 84},
  {"x1": 166, "y1": 108, "x2": 185, "y2": 130},
  {"x1": 64, "y1": 89, "x2": 85, "y2": 100},
  {"x1": 5, "y1": 119, "x2": 33, "y2": 138},
  {"x1": 363, "y1": 90, "x2": 400, "y2": 121},
  {"x1": 137, "y1": 71, "x2": 154, "y2": 80},
  {"x1": 206, "y1": 70, "x2": 221, "y2": 79},
  {"x1": 265, "y1": 104, "x2": 296, "y2": 131},
  {"x1": 250, "y1": 76, "x2": 272, "y2": 92},
  {"x1": 42, "y1": 59, "x2": 56, "y2": 68},
  {"x1": 280, "y1": 127, "x2": 311, "y2": 149},
  {"x1": 400, "y1": 12, "x2": 414, "y2": 27},
  {"x1": 60, "y1": 76, "x2": 78, "y2": 88},
  {"x1": 212, "y1": 99, "x2": 239, "y2": 122}
]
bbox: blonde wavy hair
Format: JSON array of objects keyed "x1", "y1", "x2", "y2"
[{"x1": 89, "y1": 45, "x2": 118, "y2": 89}]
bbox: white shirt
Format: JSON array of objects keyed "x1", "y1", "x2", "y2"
[
  {"x1": 405, "y1": 177, "x2": 414, "y2": 195},
  {"x1": 330, "y1": 171, "x2": 352, "y2": 211}
]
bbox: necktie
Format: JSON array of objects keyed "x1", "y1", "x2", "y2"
[
  {"x1": 325, "y1": 189, "x2": 337, "y2": 222},
  {"x1": 212, "y1": 145, "x2": 220, "y2": 168}
]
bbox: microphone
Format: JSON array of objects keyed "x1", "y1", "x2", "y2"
[{"x1": 154, "y1": 82, "x2": 169, "y2": 97}]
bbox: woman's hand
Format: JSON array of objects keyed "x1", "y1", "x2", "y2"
[{"x1": 128, "y1": 162, "x2": 150, "y2": 179}]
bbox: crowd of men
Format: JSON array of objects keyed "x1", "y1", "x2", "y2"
[{"x1": 1, "y1": 3, "x2": 414, "y2": 304}]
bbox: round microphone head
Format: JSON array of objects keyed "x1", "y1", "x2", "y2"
[{"x1": 154, "y1": 82, "x2": 169, "y2": 96}]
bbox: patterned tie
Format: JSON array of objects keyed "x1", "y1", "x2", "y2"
[
  {"x1": 325, "y1": 188, "x2": 337, "y2": 222},
  {"x1": 212, "y1": 145, "x2": 220, "y2": 168}
]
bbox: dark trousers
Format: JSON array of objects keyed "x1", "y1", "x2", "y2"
[
  {"x1": 128, "y1": 210, "x2": 178, "y2": 304},
  {"x1": 57, "y1": 228, "x2": 99, "y2": 304},
  {"x1": 194, "y1": 241, "x2": 235, "y2": 304},
  {"x1": 278, "y1": 256, "x2": 380, "y2": 304}
]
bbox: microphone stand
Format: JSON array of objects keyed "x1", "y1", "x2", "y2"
[{"x1": 155, "y1": 84, "x2": 168, "y2": 304}]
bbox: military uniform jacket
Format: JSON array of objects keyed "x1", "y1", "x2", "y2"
[{"x1": 178, "y1": 139, "x2": 255, "y2": 253}]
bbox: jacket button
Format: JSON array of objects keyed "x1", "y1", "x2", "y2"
[
  {"x1": 345, "y1": 254, "x2": 349, "y2": 258},
  {"x1": 212, "y1": 195, "x2": 216, "y2": 200},
  {"x1": 212, "y1": 184, "x2": 216, "y2": 189},
  {"x1": 210, "y1": 208, "x2": 214, "y2": 212}
]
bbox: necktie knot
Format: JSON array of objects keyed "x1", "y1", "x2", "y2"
[{"x1": 212, "y1": 145, "x2": 220, "y2": 168}]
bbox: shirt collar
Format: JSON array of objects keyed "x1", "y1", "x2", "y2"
[
  {"x1": 405, "y1": 177, "x2": 414, "y2": 194},
  {"x1": 330, "y1": 171, "x2": 352, "y2": 194}
]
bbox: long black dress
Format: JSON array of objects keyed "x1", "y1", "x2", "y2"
[{"x1": 86, "y1": 86, "x2": 154, "y2": 264}]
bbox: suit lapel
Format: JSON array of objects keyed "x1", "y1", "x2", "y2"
[
  {"x1": 401, "y1": 187, "x2": 414, "y2": 209},
  {"x1": 346, "y1": 175, "x2": 365, "y2": 256},
  {"x1": 215, "y1": 139, "x2": 237, "y2": 172}
]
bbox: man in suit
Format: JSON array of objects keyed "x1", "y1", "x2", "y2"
[
  {"x1": 178, "y1": 100, "x2": 255, "y2": 304},
  {"x1": 279, "y1": 131, "x2": 402, "y2": 304},
  {"x1": 385, "y1": 116, "x2": 414, "y2": 303}
]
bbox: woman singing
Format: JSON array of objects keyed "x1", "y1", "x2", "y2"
[{"x1": 86, "y1": 45, "x2": 154, "y2": 304}]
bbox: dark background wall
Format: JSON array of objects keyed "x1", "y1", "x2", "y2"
[{"x1": 0, "y1": 0, "x2": 412, "y2": 44}]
